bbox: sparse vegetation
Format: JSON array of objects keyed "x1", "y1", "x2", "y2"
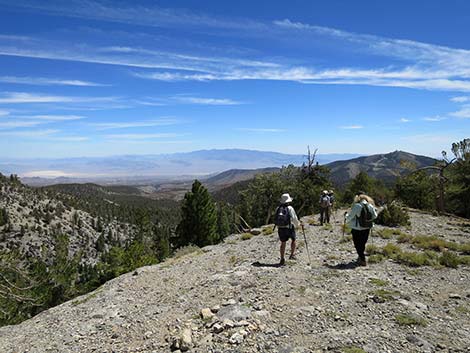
[
  {"x1": 371, "y1": 289, "x2": 400, "y2": 301},
  {"x1": 172, "y1": 245, "x2": 202, "y2": 259},
  {"x1": 241, "y1": 233, "x2": 253, "y2": 240},
  {"x1": 395, "y1": 313, "x2": 427, "y2": 327},
  {"x1": 369, "y1": 278, "x2": 389, "y2": 286},
  {"x1": 365, "y1": 240, "x2": 470, "y2": 268},
  {"x1": 342, "y1": 347, "x2": 367, "y2": 353}
]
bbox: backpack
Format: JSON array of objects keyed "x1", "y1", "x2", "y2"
[
  {"x1": 357, "y1": 203, "x2": 374, "y2": 228},
  {"x1": 320, "y1": 195, "x2": 330, "y2": 208},
  {"x1": 274, "y1": 205, "x2": 291, "y2": 227}
]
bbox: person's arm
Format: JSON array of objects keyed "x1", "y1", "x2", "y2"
[
  {"x1": 345, "y1": 203, "x2": 362, "y2": 224},
  {"x1": 369, "y1": 204, "x2": 378, "y2": 219},
  {"x1": 288, "y1": 206, "x2": 300, "y2": 227}
]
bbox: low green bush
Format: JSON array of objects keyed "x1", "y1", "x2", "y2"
[
  {"x1": 368, "y1": 254, "x2": 385, "y2": 263},
  {"x1": 241, "y1": 233, "x2": 253, "y2": 241},
  {"x1": 375, "y1": 203, "x2": 410, "y2": 227},
  {"x1": 382, "y1": 243, "x2": 402, "y2": 258},
  {"x1": 439, "y1": 251, "x2": 460, "y2": 268}
]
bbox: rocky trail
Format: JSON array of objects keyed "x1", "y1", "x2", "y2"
[{"x1": 1, "y1": 209, "x2": 469, "y2": 353}]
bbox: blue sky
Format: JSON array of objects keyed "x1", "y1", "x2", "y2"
[{"x1": 0, "y1": 0, "x2": 469, "y2": 159}]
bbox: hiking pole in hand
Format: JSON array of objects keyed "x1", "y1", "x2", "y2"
[
  {"x1": 342, "y1": 212, "x2": 347, "y2": 242},
  {"x1": 301, "y1": 224, "x2": 311, "y2": 266}
]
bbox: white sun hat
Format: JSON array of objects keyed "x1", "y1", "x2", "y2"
[{"x1": 280, "y1": 193, "x2": 293, "y2": 204}]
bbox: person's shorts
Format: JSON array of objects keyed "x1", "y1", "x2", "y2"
[{"x1": 278, "y1": 227, "x2": 296, "y2": 242}]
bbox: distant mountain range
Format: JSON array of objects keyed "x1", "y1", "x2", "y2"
[{"x1": 0, "y1": 149, "x2": 362, "y2": 186}]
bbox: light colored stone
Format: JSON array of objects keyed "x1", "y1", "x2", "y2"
[
  {"x1": 200, "y1": 308, "x2": 215, "y2": 320},
  {"x1": 180, "y1": 328, "x2": 192, "y2": 352}
]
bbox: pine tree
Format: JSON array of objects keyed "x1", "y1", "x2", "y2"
[
  {"x1": 176, "y1": 180, "x2": 218, "y2": 247},
  {"x1": 217, "y1": 203, "x2": 231, "y2": 239}
]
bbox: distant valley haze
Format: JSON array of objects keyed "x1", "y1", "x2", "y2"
[{"x1": 0, "y1": 149, "x2": 362, "y2": 183}]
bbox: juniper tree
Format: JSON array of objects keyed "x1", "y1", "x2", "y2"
[{"x1": 176, "y1": 180, "x2": 218, "y2": 247}]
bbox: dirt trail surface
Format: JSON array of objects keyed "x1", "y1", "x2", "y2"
[{"x1": 1, "y1": 209, "x2": 469, "y2": 353}]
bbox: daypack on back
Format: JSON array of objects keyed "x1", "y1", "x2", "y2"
[
  {"x1": 357, "y1": 203, "x2": 374, "y2": 228},
  {"x1": 274, "y1": 205, "x2": 291, "y2": 227},
  {"x1": 320, "y1": 195, "x2": 330, "y2": 208}
]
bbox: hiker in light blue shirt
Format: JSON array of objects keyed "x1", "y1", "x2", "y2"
[{"x1": 345, "y1": 192, "x2": 378, "y2": 266}]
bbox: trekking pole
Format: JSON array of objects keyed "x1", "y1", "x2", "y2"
[
  {"x1": 342, "y1": 212, "x2": 346, "y2": 241},
  {"x1": 301, "y1": 224, "x2": 311, "y2": 265}
]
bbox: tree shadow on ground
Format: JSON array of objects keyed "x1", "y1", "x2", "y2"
[
  {"x1": 251, "y1": 261, "x2": 282, "y2": 268},
  {"x1": 323, "y1": 261, "x2": 360, "y2": 270}
]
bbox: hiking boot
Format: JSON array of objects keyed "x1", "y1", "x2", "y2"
[
  {"x1": 357, "y1": 258, "x2": 367, "y2": 266},
  {"x1": 289, "y1": 255, "x2": 296, "y2": 260},
  {"x1": 279, "y1": 258, "x2": 285, "y2": 266}
]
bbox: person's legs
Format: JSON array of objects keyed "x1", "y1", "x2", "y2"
[
  {"x1": 289, "y1": 239, "x2": 296, "y2": 259},
  {"x1": 320, "y1": 208, "x2": 325, "y2": 225},
  {"x1": 352, "y1": 229, "x2": 370, "y2": 264},
  {"x1": 325, "y1": 207, "x2": 330, "y2": 223},
  {"x1": 280, "y1": 241, "x2": 287, "y2": 265}
]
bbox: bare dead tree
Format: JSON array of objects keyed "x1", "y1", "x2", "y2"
[{"x1": 304, "y1": 145, "x2": 318, "y2": 174}]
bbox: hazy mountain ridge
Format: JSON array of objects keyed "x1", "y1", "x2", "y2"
[
  {"x1": 327, "y1": 150, "x2": 438, "y2": 186},
  {"x1": 1, "y1": 149, "x2": 362, "y2": 186}
]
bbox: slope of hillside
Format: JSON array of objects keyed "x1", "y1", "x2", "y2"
[
  {"x1": 1, "y1": 209, "x2": 469, "y2": 353},
  {"x1": 203, "y1": 167, "x2": 279, "y2": 189},
  {"x1": 0, "y1": 179, "x2": 136, "y2": 264},
  {"x1": 327, "y1": 151, "x2": 437, "y2": 186}
]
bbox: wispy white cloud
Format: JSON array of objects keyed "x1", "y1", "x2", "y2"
[
  {"x1": 423, "y1": 115, "x2": 446, "y2": 122},
  {"x1": 0, "y1": 115, "x2": 85, "y2": 129},
  {"x1": 0, "y1": 129, "x2": 59, "y2": 137},
  {"x1": 0, "y1": 92, "x2": 118, "y2": 104},
  {"x1": 400, "y1": 118, "x2": 411, "y2": 123},
  {"x1": 0, "y1": 76, "x2": 106, "y2": 86},
  {"x1": 104, "y1": 133, "x2": 186, "y2": 140},
  {"x1": 172, "y1": 96, "x2": 244, "y2": 105},
  {"x1": 134, "y1": 96, "x2": 244, "y2": 106},
  {"x1": 0, "y1": 120, "x2": 44, "y2": 128},
  {"x1": 339, "y1": 125, "x2": 363, "y2": 129},
  {"x1": 2, "y1": 6, "x2": 470, "y2": 92},
  {"x1": 92, "y1": 118, "x2": 181, "y2": 130},
  {"x1": 0, "y1": 0, "x2": 264, "y2": 31},
  {"x1": 0, "y1": 110, "x2": 9, "y2": 117},
  {"x1": 52, "y1": 136, "x2": 89, "y2": 142},
  {"x1": 236, "y1": 128, "x2": 286, "y2": 133},
  {"x1": 449, "y1": 107, "x2": 470, "y2": 118},
  {"x1": 24, "y1": 115, "x2": 86, "y2": 121},
  {"x1": 451, "y1": 96, "x2": 470, "y2": 103}
]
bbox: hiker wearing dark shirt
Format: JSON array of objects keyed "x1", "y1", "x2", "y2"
[
  {"x1": 319, "y1": 190, "x2": 331, "y2": 225},
  {"x1": 274, "y1": 193, "x2": 301, "y2": 266}
]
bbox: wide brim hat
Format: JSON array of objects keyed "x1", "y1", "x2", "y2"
[
  {"x1": 322, "y1": 190, "x2": 329, "y2": 195},
  {"x1": 280, "y1": 193, "x2": 293, "y2": 204}
]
